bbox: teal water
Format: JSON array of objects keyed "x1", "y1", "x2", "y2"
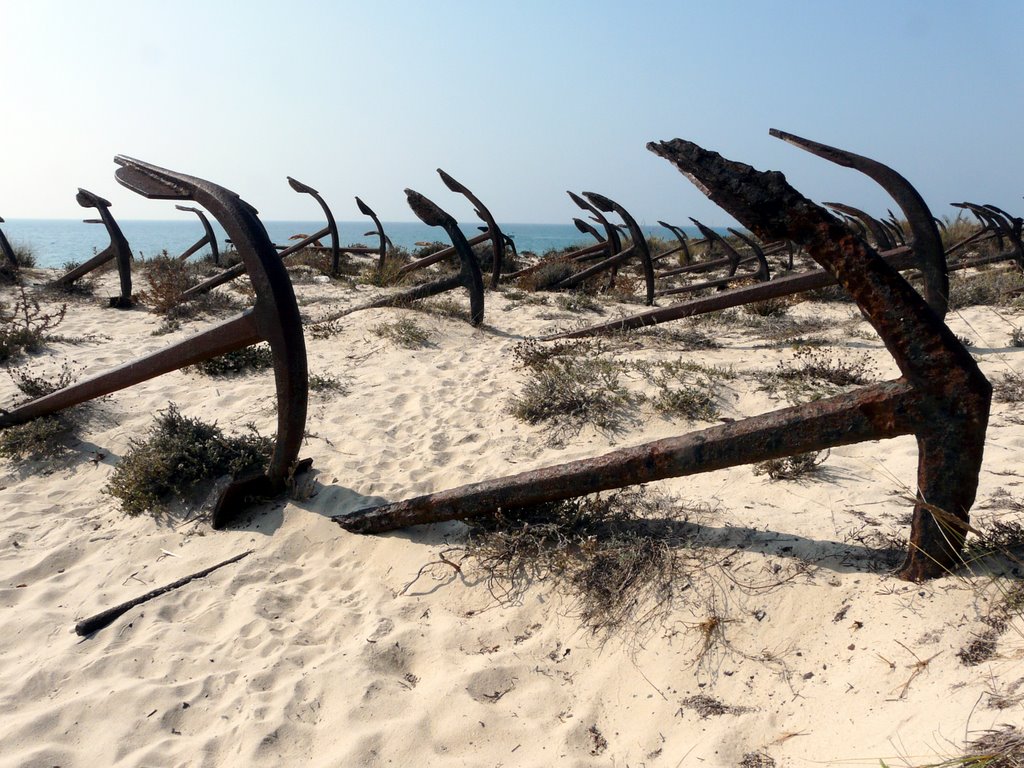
[{"x1": 0, "y1": 219, "x2": 703, "y2": 269}]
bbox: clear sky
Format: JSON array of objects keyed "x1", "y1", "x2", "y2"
[{"x1": 3, "y1": 1, "x2": 1021, "y2": 229}]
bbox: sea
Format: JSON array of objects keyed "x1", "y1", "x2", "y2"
[{"x1": 0, "y1": 219, "x2": 704, "y2": 270}]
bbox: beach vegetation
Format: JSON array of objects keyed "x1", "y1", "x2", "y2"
[
  {"x1": 105, "y1": 404, "x2": 272, "y2": 517},
  {"x1": 948, "y1": 268, "x2": 1024, "y2": 310},
  {"x1": 509, "y1": 339, "x2": 636, "y2": 437},
  {"x1": 556, "y1": 292, "x2": 604, "y2": 314},
  {"x1": 516, "y1": 261, "x2": 575, "y2": 292},
  {"x1": 191, "y1": 343, "x2": 274, "y2": 376},
  {"x1": 139, "y1": 252, "x2": 196, "y2": 313},
  {"x1": 635, "y1": 358, "x2": 732, "y2": 421},
  {"x1": 742, "y1": 296, "x2": 790, "y2": 318},
  {"x1": 463, "y1": 488, "x2": 700, "y2": 634},
  {"x1": 760, "y1": 346, "x2": 875, "y2": 404},
  {"x1": 372, "y1": 317, "x2": 434, "y2": 348},
  {"x1": 11, "y1": 242, "x2": 37, "y2": 269},
  {"x1": 753, "y1": 450, "x2": 829, "y2": 480},
  {"x1": 992, "y1": 370, "x2": 1024, "y2": 403},
  {"x1": 309, "y1": 372, "x2": 351, "y2": 395},
  {"x1": 0, "y1": 285, "x2": 67, "y2": 363},
  {"x1": 0, "y1": 414, "x2": 77, "y2": 462}
]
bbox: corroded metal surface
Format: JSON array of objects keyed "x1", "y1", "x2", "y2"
[
  {"x1": 355, "y1": 197, "x2": 389, "y2": 273},
  {"x1": 771, "y1": 129, "x2": 947, "y2": 318},
  {"x1": 438, "y1": 169, "x2": 506, "y2": 289},
  {"x1": 174, "y1": 204, "x2": 220, "y2": 264},
  {"x1": 338, "y1": 191, "x2": 485, "y2": 325},
  {"x1": 1, "y1": 158, "x2": 309, "y2": 528},
  {"x1": 655, "y1": 220, "x2": 692, "y2": 264},
  {"x1": 287, "y1": 176, "x2": 341, "y2": 275},
  {"x1": 337, "y1": 135, "x2": 992, "y2": 581},
  {"x1": 0, "y1": 216, "x2": 16, "y2": 267},
  {"x1": 825, "y1": 202, "x2": 893, "y2": 249},
  {"x1": 53, "y1": 190, "x2": 134, "y2": 308},
  {"x1": 584, "y1": 192, "x2": 655, "y2": 305}
]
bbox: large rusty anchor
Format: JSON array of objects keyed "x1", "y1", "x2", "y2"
[
  {"x1": 397, "y1": 170, "x2": 507, "y2": 284},
  {"x1": 325, "y1": 190, "x2": 485, "y2": 326},
  {"x1": 285, "y1": 176, "x2": 340, "y2": 274},
  {"x1": 553, "y1": 192, "x2": 656, "y2": 304},
  {"x1": 1, "y1": 157, "x2": 309, "y2": 528},
  {"x1": 174, "y1": 204, "x2": 220, "y2": 264},
  {"x1": 549, "y1": 127, "x2": 959, "y2": 338},
  {"x1": 51, "y1": 190, "x2": 134, "y2": 308},
  {"x1": 335, "y1": 134, "x2": 992, "y2": 582}
]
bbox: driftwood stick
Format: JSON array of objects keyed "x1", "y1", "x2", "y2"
[{"x1": 74, "y1": 549, "x2": 254, "y2": 636}]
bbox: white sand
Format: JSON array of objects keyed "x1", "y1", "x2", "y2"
[{"x1": 1, "y1": 267, "x2": 1022, "y2": 767}]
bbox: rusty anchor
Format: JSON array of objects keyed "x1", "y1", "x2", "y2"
[
  {"x1": 327, "y1": 190, "x2": 485, "y2": 326},
  {"x1": 0, "y1": 217, "x2": 16, "y2": 268},
  {"x1": 51, "y1": 190, "x2": 134, "y2": 308},
  {"x1": 0, "y1": 217, "x2": 18, "y2": 282},
  {"x1": 438, "y1": 170, "x2": 508, "y2": 289},
  {"x1": 654, "y1": 221, "x2": 770, "y2": 298},
  {"x1": 1, "y1": 157, "x2": 309, "y2": 528},
  {"x1": 285, "y1": 176, "x2": 340, "y2": 275},
  {"x1": 824, "y1": 202, "x2": 894, "y2": 250},
  {"x1": 557, "y1": 127, "x2": 957, "y2": 339},
  {"x1": 552, "y1": 192, "x2": 655, "y2": 304},
  {"x1": 654, "y1": 220, "x2": 692, "y2": 265},
  {"x1": 396, "y1": 170, "x2": 507, "y2": 286},
  {"x1": 174, "y1": 204, "x2": 220, "y2": 264},
  {"x1": 335, "y1": 133, "x2": 992, "y2": 582}
]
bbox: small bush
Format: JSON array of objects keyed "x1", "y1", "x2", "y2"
[
  {"x1": 517, "y1": 261, "x2": 575, "y2": 292},
  {"x1": 140, "y1": 253, "x2": 196, "y2": 314},
  {"x1": 1011, "y1": 328, "x2": 1024, "y2": 348},
  {"x1": 9, "y1": 361, "x2": 76, "y2": 398},
  {"x1": 556, "y1": 292, "x2": 604, "y2": 314},
  {"x1": 753, "y1": 450, "x2": 829, "y2": 480},
  {"x1": 0, "y1": 414, "x2": 76, "y2": 462},
  {"x1": 509, "y1": 340, "x2": 636, "y2": 437},
  {"x1": 104, "y1": 404, "x2": 272, "y2": 516},
  {"x1": 0, "y1": 286, "x2": 67, "y2": 363},
  {"x1": 762, "y1": 347, "x2": 875, "y2": 403},
  {"x1": 948, "y1": 269, "x2": 1024, "y2": 310},
  {"x1": 993, "y1": 371, "x2": 1024, "y2": 403},
  {"x1": 192, "y1": 343, "x2": 274, "y2": 376},
  {"x1": 742, "y1": 297, "x2": 789, "y2": 317},
  {"x1": 637, "y1": 359, "x2": 732, "y2": 421},
  {"x1": 372, "y1": 318, "x2": 434, "y2": 348},
  {"x1": 464, "y1": 489, "x2": 698, "y2": 633},
  {"x1": 309, "y1": 373, "x2": 351, "y2": 394},
  {"x1": 12, "y1": 242, "x2": 37, "y2": 269}
]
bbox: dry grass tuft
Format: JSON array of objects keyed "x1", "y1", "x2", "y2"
[{"x1": 464, "y1": 489, "x2": 704, "y2": 635}]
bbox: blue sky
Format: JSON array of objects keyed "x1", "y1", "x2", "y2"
[{"x1": 3, "y1": 1, "x2": 1021, "y2": 228}]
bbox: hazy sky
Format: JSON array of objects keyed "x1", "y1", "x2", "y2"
[{"x1": 3, "y1": 1, "x2": 1021, "y2": 228}]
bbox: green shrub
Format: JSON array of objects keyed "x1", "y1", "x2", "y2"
[
  {"x1": 104, "y1": 404, "x2": 272, "y2": 516},
  {"x1": 0, "y1": 286, "x2": 67, "y2": 363},
  {"x1": 372, "y1": 318, "x2": 434, "y2": 348},
  {"x1": 192, "y1": 343, "x2": 274, "y2": 376},
  {"x1": 509, "y1": 340, "x2": 635, "y2": 436},
  {"x1": 0, "y1": 414, "x2": 76, "y2": 462}
]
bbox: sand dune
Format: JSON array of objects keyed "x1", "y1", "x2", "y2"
[{"x1": 1, "y1": 267, "x2": 1022, "y2": 767}]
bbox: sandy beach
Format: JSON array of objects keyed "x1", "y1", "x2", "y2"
[{"x1": 1, "y1": 263, "x2": 1022, "y2": 768}]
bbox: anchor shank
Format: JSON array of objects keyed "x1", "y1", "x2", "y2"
[
  {"x1": 336, "y1": 381, "x2": 919, "y2": 534},
  {"x1": 0, "y1": 312, "x2": 260, "y2": 428}
]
